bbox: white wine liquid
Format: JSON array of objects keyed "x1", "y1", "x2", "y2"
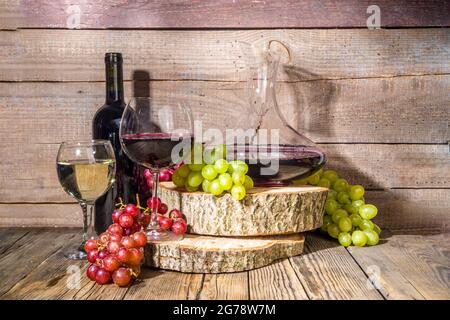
[{"x1": 57, "y1": 160, "x2": 115, "y2": 203}]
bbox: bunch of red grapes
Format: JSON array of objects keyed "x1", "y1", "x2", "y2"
[
  {"x1": 143, "y1": 168, "x2": 174, "y2": 190},
  {"x1": 84, "y1": 199, "x2": 187, "y2": 287}
]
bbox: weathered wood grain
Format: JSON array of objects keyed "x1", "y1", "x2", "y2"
[
  {"x1": 145, "y1": 233, "x2": 305, "y2": 273},
  {"x1": 348, "y1": 231, "x2": 450, "y2": 300},
  {"x1": 1, "y1": 76, "x2": 448, "y2": 144},
  {"x1": 160, "y1": 183, "x2": 326, "y2": 236},
  {"x1": 9, "y1": 0, "x2": 450, "y2": 29},
  {"x1": 0, "y1": 204, "x2": 81, "y2": 227},
  {"x1": 0, "y1": 229, "x2": 76, "y2": 296},
  {"x1": 290, "y1": 232, "x2": 383, "y2": 300},
  {"x1": 124, "y1": 270, "x2": 203, "y2": 300},
  {"x1": 198, "y1": 272, "x2": 249, "y2": 300},
  {"x1": 249, "y1": 259, "x2": 309, "y2": 300},
  {"x1": 0, "y1": 228, "x2": 29, "y2": 255},
  {"x1": 0, "y1": 29, "x2": 448, "y2": 81}
]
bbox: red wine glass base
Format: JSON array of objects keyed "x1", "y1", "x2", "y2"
[
  {"x1": 64, "y1": 243, "x2": 88, "y2": 260},
  {"x1": 146, "y1": 228, "x2": 183, "y2": 242}
]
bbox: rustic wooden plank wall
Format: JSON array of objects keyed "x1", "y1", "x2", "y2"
[{"x1": 0, "y1": 1, "x2": 449, "y2": 231}]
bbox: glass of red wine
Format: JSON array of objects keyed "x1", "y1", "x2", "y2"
[{"x1": 119, "y1": 97, "x2": 193, "y2": 241}]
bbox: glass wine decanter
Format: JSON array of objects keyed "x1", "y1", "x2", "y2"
[{"x1": 227, "y1": 41, "x2": 326, "y2": 185}]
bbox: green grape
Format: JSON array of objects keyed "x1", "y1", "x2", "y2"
[
  {"x1": 172, "y1": 171, "x2": 186, "y2": 188},
  {"x1": 187, "y1": 171, "x2": 204, "y2": 187},
  {"x1": 202, "y1": 179, "x2": 211, "y2": 193},
  {"x1": 327, "y1": 189, "x2": 338, "y2": 200},
  {"x1": 231, "y1": 185, "x2": 246, "y2": 200},
  {"x1": 337, "y1": 191, "x2": 351, "y2": 205},
  {"x1": 214, "y1": 159, "x2": 229, "y2": 174},
  {"x1": 325, "y1": 199, "x2": 339, "y2": 215},
  {"x1": 293, "y1": 178, "x2": 308, "y2": 185},
  {"x1": 349, "y1": 213, "x2": 362, "y2": 228},
  {"x1": 364, "y1": 230, "x2": 379, "y2": 246},
  {"x1": 243, "y1": 175, "x2": 254, "y2": 190},
  {"x1": 327, "y1": 223, "x2": 340, "y2": 239},
  {"x1": 323, "y1": 170, "x2": 338, "y2": 183},
  {"x1": 338, "y1": 217, "x2": 352, "y2": 232},
  {"x1": 352, "y1": 199, "x2": 365, "y2": 208},
  {"x1": 320, "y1": 215, "x2": 332, "y2": 233},
  {"x1": 318, "y1": 178, "x2": 331, "y2": 188},
  {"x1": 218, "y1": 173, "x2": 233, "y2": 190},
  {"x1": 176, "y1": 165, "x2": 190, "y2": 178},
  {"x1": 188, "y1": 163, "x2": 204, "y2": 172},
  {"x1": 359, "y1": 204, "x2": 378, "y2": 220},
  {"x1": 338, "y1": 232, "x2": 352, "y2": 247},
  {"x1": 332, "y1": 209, "x2": 348, "y2": 224},
  {"x1": 349, "y1": 185, "x2": 365, "y2": 201},
  {"x1": 201, "y1": 165, "x2": 218, "y2": 180},
  {"x1": 307, "y1": 173, "x2": 320, "y2": 185},
  {"x1": 352, "y1": 230, "x2": 368, "y2": 247},
  {"x1": 209, "y1": 179, "x2": 223, "y2": 196},
  {"x1": 344, "y1": 203, "x2": 359, "y2": 215},
  {"x1": 185, "y1": 182, "x2": 199, "y2": 192},
  {"x1": 359, "y1": 219, "x2": 374, "y2": 231},
  {"x1": 333, "y1": 178, "x2": 349, "y2": 192},
  {"x1": 231, "y1": 171, "x2": 245, "y2": 185},
  {"x1": 228, "y1": 160, "x2": 248, "y2": 174},
  {"x1": 373, "y1": 223, "x2": 382, "y2": 235}
]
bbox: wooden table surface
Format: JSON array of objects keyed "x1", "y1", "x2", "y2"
[{"x1": 0, "y1": 228, "x2": 448, "y2": 300}]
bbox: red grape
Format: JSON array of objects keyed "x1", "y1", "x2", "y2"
[
  {"x1": 141, "y1": 214, "x2": 151, "y2": 228},
  {"x1": 124, "y1": 204, "x2": 139, "y2": 218},
  {"x1": 128, "y1": 248, "x2": 144, "y2": 266},
  {"x1": 147, "y1": 197, "x2": 161, "y2": 211},
  {"x1": 123, "y1": 228, "x2": 133, "y2": 236},
  {"x1": 119, "y1": 214, "x2": 134, "y2": 228},
  {"x1": 169, "y1": 209, "x2": 183, "y2": 220},
  {"x1": 108, "y1": 223, "x2": 124, "y2": 236},
  {"x1": 131, "y1": 221, "x2": 142, "y2": 233},
  {"x1": 159, "y1": 170, "x2": 171, "y2": 182},
  {"x1": 107, "y1": 240, "x2": 122, "y2": 255},
  {"x1": 171, "y1": 219, "x2": 187, "y2": 235},
  {"x1": 121, "y1": 236, "x2": 136, "y2": 249},
  {"x1": 87, "y1": 249, "x2": 98, "y2": 263},
  {"x1": 112, "y1": 267, "x2": 132, "y2": 287},
  {"x1": 111, "y1": 209, "x2": 122, "y2": 223},
  {"x1": 103, "y1": 256, "x2": 120, "y2": 272},
  {"x1": 109, "y1": 233, "x2": 122, "y2": 242},
  {"x1": 98, "y1": 250, "x2": 109, "y2": 260},
  {"x1": 144, "y1": 169, "x2": 152, "y2": 179},
  {"x1": 159, "y1": 216, "x2": 173, "y2": 230},
  {"x1": 86, "y1": 264, "x2": 99, "y2": 281},
  {"x1": 116, "y1": 247, "x2": 131, "y2": 264},
  {"x1": 84, "y1": 239, "x2": 97, "y2": 252},
  {"x1": 158, "y1": 203, "x2": 168, "y2": 215},
  {"x1": 95, "y1": 268, "x2": 111, "y2": 285},
  {"x1": 132, "y1": 231, "x2": 147, "y2": 247}
]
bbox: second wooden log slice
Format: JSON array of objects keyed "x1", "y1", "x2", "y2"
[
  {"x1": 159, "y1": 182, "x2": 327, "y2": 236},
  {"x1": 145, "y1": 233, "x2": 305, "y2": 273}
]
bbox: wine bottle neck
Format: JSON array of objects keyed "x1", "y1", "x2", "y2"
[{"x1": 105, "y1": 60, "x2": 124, "y2": 105}]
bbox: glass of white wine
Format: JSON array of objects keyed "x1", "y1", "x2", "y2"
[{"x1": 56, "y1": 140, "x2": 116, "y2": 260}]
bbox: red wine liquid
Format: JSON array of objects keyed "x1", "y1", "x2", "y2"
[
  {"x1": 122, "y1": 133, "x2": 193, "y2": 169},
  {"x1": 227, "y1": 144, "x2": 326, "y2": 185}
]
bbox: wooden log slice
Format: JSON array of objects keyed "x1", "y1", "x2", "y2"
[
  {"x1": 159, "y1": 182, "x2": 327, "y2": 236},
  {"x1": 145, "y1": 233, "x2": 305, "y2": 273}
]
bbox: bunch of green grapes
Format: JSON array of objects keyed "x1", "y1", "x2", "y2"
[
  {"x1": 172, "y1": 144, "x2": 254, "y2": 201},
  {"x1": 295, "y1": 169, "x2": 381, "y2": 247}
]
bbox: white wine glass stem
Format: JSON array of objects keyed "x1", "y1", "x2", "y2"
[{"x1": 80, "y1": 201, "x2": 96, "y2": 245}]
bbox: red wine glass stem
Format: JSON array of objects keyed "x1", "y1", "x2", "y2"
[{"x1": 150, "y1": 171, "x2": 159, "y2": 228}]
